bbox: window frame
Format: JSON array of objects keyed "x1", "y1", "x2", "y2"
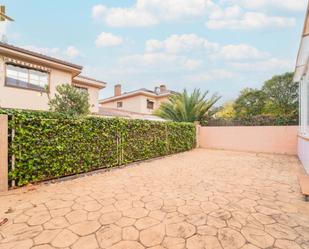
[
  {"x1": 117, "y1": 101, "x2": 123, "y2": 108},
  {"x1": 5, "y1": 63, "x2": 50, "y2": 93},
  {"x1": 147, "y1": 99, "x2": 154, "y2": 110}
]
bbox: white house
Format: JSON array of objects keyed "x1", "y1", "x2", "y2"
[
  {"x1": 295, "y1": 4, "x2": 309, "y2": 173},
  {"x1": 0, "y1": 42, "x2": 106, "y2": 113}
]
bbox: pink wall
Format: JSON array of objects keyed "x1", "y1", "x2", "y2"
[{"x1": 199, "y1": 126, "x2": 298, "y2": 155}]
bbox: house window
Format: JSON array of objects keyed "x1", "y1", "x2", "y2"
[
  {"x1": 6, "y1": 63, "x2": 49, "y2": 91},
  {"x1": 117, "y1": 102, "x2": 123, "y2": 108},
  {"x1": 74, "y1": 85, "x2": 88, "y2": 93},
  {"x1": 147, "y1": 99, "x2": 154, "y2": 109}
]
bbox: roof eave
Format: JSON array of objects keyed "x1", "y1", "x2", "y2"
[
  {"x1": 0, "y1": 42, "x2": 83, "y2": 73},
  {"x1": 73, "y1": 76, "x2": 107, "y2": 89},
  {"x1": 99, "y1": 90, "x2": 172, "y2": 104},
  {"x1": 294, "y1": 2, "x2": 309, "y2": 82}
]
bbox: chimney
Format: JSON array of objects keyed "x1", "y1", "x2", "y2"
[
  {"x1": 154, "y1": 87, "x2": 160, "y2": 94},
  {"x1": 160, "y1": 84, "x2": 167, "y2": 93},
  {"x1": 114, "y1": 84, "x2": 121, "y2": 96}
]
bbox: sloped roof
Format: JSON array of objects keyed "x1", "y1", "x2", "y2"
[
  {"x1": 97, "y1": 107, "x2": 166, "y2": 121},
  {"x1": 0, "y1": 42, "x2": 83, "y2": 70},
  {"x1": 99, "y1": 88, "x2": 175, "y2": 104}
]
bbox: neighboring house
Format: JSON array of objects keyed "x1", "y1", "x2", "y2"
[
  {"x1": 0, "y1": 42, "x2": 106, "y2": 113},
  {"x1": 295, "y1": 4, "x2": 309, "y2": 173},
  {"x1": 99, "y1": 84, "x2": 173, "y2": 115},
  {"x1": 97, "y1": 107, "x2": 165, "y2": 121}
]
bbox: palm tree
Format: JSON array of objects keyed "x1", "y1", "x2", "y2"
[{"x1": 155, "y1": 89, "x2": 221, "y2": 122}]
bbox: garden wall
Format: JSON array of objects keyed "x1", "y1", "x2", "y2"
[
  {"x1": 0, "y1": 109, "x2": 196, "y2": 188},
  {"x1": 199, "y1": 126, "x2": 298, "y2": 155}
]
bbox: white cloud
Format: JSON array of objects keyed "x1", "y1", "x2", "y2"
[
  {"x1": 212, "y1": 44, "x2": 270, "y2": 61},
  {"x1": 185, "y1": 69, "x2": 236, "y2": 82},
  {"x1": 91, "y1": 3, "x2": 157, "y2": 27},
  {"x1": 91, "y1": 0, "x2": 298, "y2": 30},
  {"x1": 119, "y1": 52, "x2": 202, "y2": 72},
  {"x1": 231, "y1": 58, "x2": 294, "y2": 71},
  {"x1": 209, "y1": 5, "x2": 242, "y2": 20},
  {"x1": 22, "y1": 45, "x2": 61, "y2": 57},
  {"x1": 91, "y1": 0, "x2": 216, "y2": 27},
  {"x1": 120, "y1": 52, "x2": 179, "y2": 67},
  {"x1": 145, "y1": 34, "x2": 270, "y2": 63},
  {"x1": 0, "y1": 21, "x2": 20, "y2": 42},
  {"x1": 21, "y1": 45, "x2": 81, "y2": 60},
  {"x1": 221, "y1": 0, "x2": 307, "y2": 12},
  {"x1": 183, "y1": 59, "x2": 203, "y2": 70},
  {"x1": 145, "y1": 39, "x2": 162, "y2": 53},
  {"x1": 104, "y1": 8, "x2": 157, "y2": 27},
  {"x1": 91, "y1": 4, "x2": 107, "y2": 20},
  {"x1": 207, "y1": 11, "x2": 296, "y2": 30},
  {"x1": 137, "y1": 0, "x2": 215, "y2": 20},
  {"x1": 0, "y1": 21, "x2": 10, "y2": 38},
  {"x1": 95, "y1": 32, "x2": 123, "y2": 47},
  {"x1": 146, "y1": 34, "x2": 219, "y2": 54},
  {"x1": 64, "y1": 46, "x2": 80, "y2": 58}
]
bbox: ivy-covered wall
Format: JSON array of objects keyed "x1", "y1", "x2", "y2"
[{"x1": 0, "y1": 109, "x2": 196, "y2": 186}]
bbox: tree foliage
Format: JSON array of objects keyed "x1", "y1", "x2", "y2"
[
  {"x1": 155, "y1": 89, "x2": 220, "y2": 122},
  {"x1": 208, "y1": 72, "x2": 298, "y2": 125},
  {"x1": 215, "y1": 101, "x2": 236, "y2": 119},
  {"x1": 48, "y1": 84, "x2": 90, "y2": 116},
  {"x1": 234, "y1": 88, "x2": 266, "y2": 118},
  {"x1": 262, "y1": 72, "x2": 298, "y2": 116}
]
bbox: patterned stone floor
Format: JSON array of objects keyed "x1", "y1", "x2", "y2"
[{"x1": 0, "y1": 149, "x2": 309, "y2": 249}]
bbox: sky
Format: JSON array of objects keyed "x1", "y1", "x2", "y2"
[{"x1": 0, "y1": 0, "x2": 307, "y2": 103}]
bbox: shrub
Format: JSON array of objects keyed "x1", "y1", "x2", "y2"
[
  {"x1": 0, "y1": 108, "x2": 196, "y2": 186},
  {"x1": 48, "y1": 84, "x2": 90, "y2": 116}
]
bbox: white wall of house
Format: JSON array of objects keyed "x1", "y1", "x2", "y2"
[
  {"x1": 0, "y1": 56, "x2": 103, "y2": 113},
  {"x1": 101, "y1": 94, "x2": 169, "y2": 114},
  {"x1": 140, "y1": 96, "x2": 156, "y2": 114},
  {"x1": 298, "y1": 136, "x2": 309, "y2": 173},
  {"x1": 298, "y1": 66, "x2": 309, "y2": 173},
  {"x1": 0, "y1": 57, "x2": 71, "y2": 111},
  {"x1": 102, "y1": 95, "x2": 154, "y2": 114},
  {"x1": 102, "y1": 95, "x2": 144, "y2": 113}
]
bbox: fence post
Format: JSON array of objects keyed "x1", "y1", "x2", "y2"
[
  {"x1": 195, "y1": 121, "x2": 201, "y2": 148},
  {"x1": 0, "y1": 114, "x2": 8, "y2": 192}
]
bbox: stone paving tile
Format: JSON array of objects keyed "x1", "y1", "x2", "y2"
[{"x1": 0, "y1": 149, "x2": 309, "y2": 249}]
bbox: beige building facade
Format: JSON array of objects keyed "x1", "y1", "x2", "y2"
[
  {"x1": 0, "y1": 42, "x2": 106, "y2": 113},
  {"x1": 99, "y1": 84, "x2": 173, "y2": 115},
  {"x1": 294, "y1": 3, "x2": 309, "y2": 174}
]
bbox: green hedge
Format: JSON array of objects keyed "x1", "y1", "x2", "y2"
[{"x1": 0, "y1": 109, "x2": 196, "y2": 186}]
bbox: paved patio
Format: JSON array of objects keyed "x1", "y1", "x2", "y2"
[{"x1": 0, "y1": 149, "x2": 309, "y2": 249}]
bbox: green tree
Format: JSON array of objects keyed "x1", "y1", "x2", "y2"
[
  {"x1": 262, "y1": 72, "x2": 298, "y2": 116},
  {"x1": 49, "y1": 84, "x2": 90, "y2": 117},
  {"x1": 234, "y1": 88, "x2": 266, "y2": 118},
  {"x1": 216, "y1": 101, "x2": 236, "y2": 119},
  {"x1": 155, "y1": 89, "x2": 220, "y2": 122}
]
